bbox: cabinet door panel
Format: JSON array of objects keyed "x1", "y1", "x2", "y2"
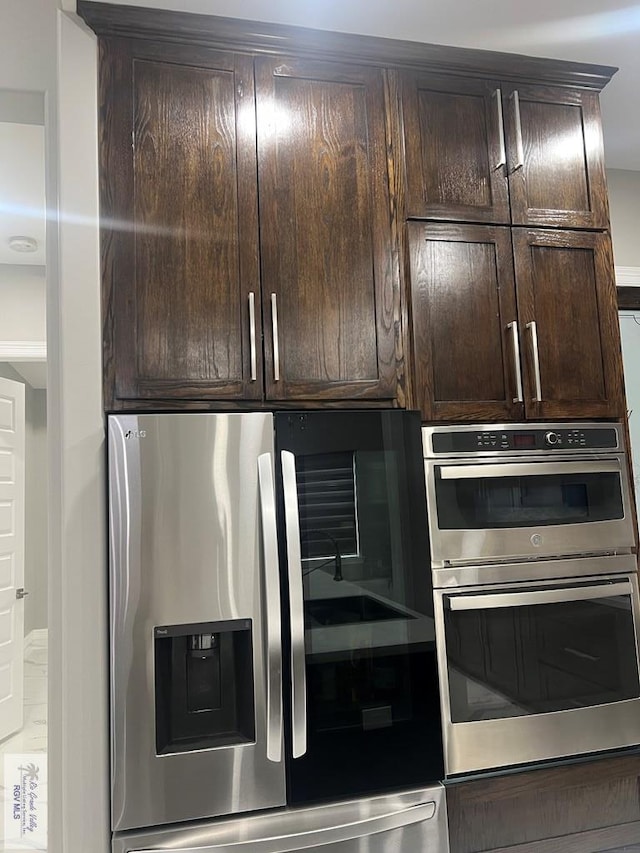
[
  {"x1": 513, "y1": 229, "x2": 624, "y2": 419},
  {"x1": 401, "y1": 73, "x2": 510, "y2": 223},
  {"x1": 256, "y1": 57, "x2": 399, "y2": 401},
  {"x1": 505, "y1": 85, "x2": 609, "y2": 228},
  {"x1": 100, "y1": 40, "x2": 261, "y2": 407},
  {"x1": 408, "y1": 222, "x2": 522, "y2": 422}
]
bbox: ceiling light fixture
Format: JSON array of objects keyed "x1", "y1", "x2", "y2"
[{"x1": 7, "y1": 235, "x2": 38, "y2": 253}]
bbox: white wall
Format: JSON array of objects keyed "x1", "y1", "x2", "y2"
[
  {"x1": 54, "y1": 10, "x2": 109, "y2": 853},
  {"x1": 607, "y1": 168, "x2": 640, "y2": 269},
  {"x1": 1, "y1": 3, "x2": 109, "y2": 853},
  {"x1": 0, "y1": 265, "x2": 46, "y2": 341}
]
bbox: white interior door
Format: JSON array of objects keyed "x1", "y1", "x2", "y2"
[{"x1": 0, "y1": 377, "x2": 25, "y2": 742}]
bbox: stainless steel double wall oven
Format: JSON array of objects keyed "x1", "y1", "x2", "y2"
[{"x1": 423, "y1": 422, "x2": 640, "y2": 776}]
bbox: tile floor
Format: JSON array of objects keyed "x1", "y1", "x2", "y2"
[{"x1": 0, "y1": 633, "x2": 47, "y2": 852}]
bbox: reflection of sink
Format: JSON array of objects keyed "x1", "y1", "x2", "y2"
[{"x1": 304, "y1": 595, "x2": 415, "y2": 627}]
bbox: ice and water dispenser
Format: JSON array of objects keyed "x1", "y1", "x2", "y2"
[{"x1": 154, "y1": 619, "x2": 255, "y2": 755}]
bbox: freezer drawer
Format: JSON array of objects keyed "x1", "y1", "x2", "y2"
[{"x1": 112, "y1": 785, "x2": 449, "y2": 853}]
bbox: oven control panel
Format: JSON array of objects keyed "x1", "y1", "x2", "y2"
[{"x1": 429, "y1": 424, "x2": 621, "y2": 455}]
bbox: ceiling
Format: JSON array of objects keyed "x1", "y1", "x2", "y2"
[{"x1": 100, "y1": 0, "x2": 640, "y2": 171}]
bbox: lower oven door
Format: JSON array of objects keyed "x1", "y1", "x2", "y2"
[{"x1": 434, "y1": 574, "x2": 640, "y2": 776}]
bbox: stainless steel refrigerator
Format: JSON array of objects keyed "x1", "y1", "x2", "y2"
[{"x1": 108, "y1": 411, "x2": 446, "y2": 852}]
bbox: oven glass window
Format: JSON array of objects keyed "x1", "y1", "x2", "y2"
[
  {"x1": 435, "y1": 470, "x2": 624, "y2": 529},
  {"x1": 444, "y1": 589, "x2": 640, "y2": 723}
]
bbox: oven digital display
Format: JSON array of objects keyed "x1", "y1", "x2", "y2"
[{"x1": 513, "y1": 433, "x2": 536, "y2": 448}]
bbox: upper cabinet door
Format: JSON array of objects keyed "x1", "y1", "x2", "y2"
[
  {"x1": 503, "y1": 85, "x2": 609, "y2": 229},
  {"x1": 513, "y1": 228, "x2": 624, "y2": 420},
  {"x1": 256, "y1": 57, "x2": 399, "y2": 402},
  {"x1": 407, "y1": 222, "x2": 522, "y2": 422},
  {"x1": 401, "y1": 73, "x2": 510, "y2": 224},
  {"x1": 100, "y1": 40, "x2": 262, "y2": 408}
]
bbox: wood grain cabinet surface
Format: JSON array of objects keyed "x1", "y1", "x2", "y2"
[
  {"x1": 100, "y1": 38, "x2": 262, "y2": 408},
  {"x1": 255, "y1": 57, "x2": 398, "y2": 403},
  {"x1": 447, "y1": 752, "x2": 640, "y2": 853},
  {"x1": 99, "y1": 39, "x2": 399, "y2": 409},
  {"x1": 400, "y1": 74, "x2": 609, "y2": 229},
  {"x1": 408, "y1": 222, "x2": 624, "y2": 421}
]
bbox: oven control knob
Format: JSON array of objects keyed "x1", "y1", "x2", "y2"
[{"x1": 545, "y1": 431, "x2": 560, "y2": 446}]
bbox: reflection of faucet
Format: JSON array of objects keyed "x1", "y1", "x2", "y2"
[
  {"x1": 301, "y1": 531, "x2": 343, "y2": 582},
  {"x1": 324, "y1": 533, "x2": 343, "y2": 583}
]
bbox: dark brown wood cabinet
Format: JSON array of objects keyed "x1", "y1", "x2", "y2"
[
  {"x1": 401, "y1": 73, "x2": 510, "y2": 224},
  {"x1": 447, "y1": 752, "x2": 640, "y2": 853},
  {"x1": 99, "y1": 39, "x2": 399, "y2": 409},
  {"x1": 88, "y1": 2, "x2": 623, "y2": 419},
  {"x1": 407, "y1": 222, "x2": 521, "y2": 422},
  {"x1": 255, "y1": 57, "x2": 398, "y2": 402},
  {"x1": 513, "y1": 228, "x2": 624, "y2": 419},
  {"x1": 408, "y1": 223, "x2": 624, "y2": 421},
  {"x1": 100, "y1": 39, "x2": 263, "y2": 407},
  {"x1": 401, "y1": 75, "x2": 609, "y2": 229},
  {"x1": 504, "y1": 84, "x2": 610, "y2": 229}
]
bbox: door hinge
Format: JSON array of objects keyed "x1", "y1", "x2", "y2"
[{"x1": 16, "y1": 588, "x2": 29, "y2": 600}]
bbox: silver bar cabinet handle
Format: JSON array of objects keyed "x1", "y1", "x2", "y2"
[
  {"x1": 493, "y1": 88, "x2": 506, "y2": 169},
  {"x1": 511, "y1": 90, "x2": 524, "y2": 171},
  {"x1": 507, "y1": 321, "x2": 523, "y2": 404},
  {"x1": 526, "y1": 320, "x2": 543, "y2": 402},
  {"x1": 271, "y1": 293, "x2": 280, "y2": 382},
  {"x1": 257, "y1": 453, "x2": 284, "y2": 763},
  {"x1": 281, "y1": 450, "x2": 307, "y2": 759},
  {"x1": 248, "y1": 292, "x2": 257, "y2": 382}
]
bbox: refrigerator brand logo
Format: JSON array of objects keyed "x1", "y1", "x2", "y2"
[{"x1": 125, "y1": 429, "x2": 147, "y2": 439}]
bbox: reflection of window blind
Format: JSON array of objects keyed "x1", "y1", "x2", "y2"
[{"x1": 296, "y1": 452, "x2": 358, "y2": 559}]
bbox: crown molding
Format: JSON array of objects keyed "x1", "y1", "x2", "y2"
[
  {"x1": 0, "y1": 341, "x2": 47, "y2": 361},
  {"x1": 77, "y1": 0, "x2": 616, "y2": 90}
]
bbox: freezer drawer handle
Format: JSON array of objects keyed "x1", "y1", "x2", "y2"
[
  {"x1": 258, "y1": 453, "x2": 284, "y2": 763},
  {"x1": 133, "y1": 800, "x2": 436, "y2": 852},
  {"x1": 281, "y1": 450, "x2": 307, "y2": 759}
]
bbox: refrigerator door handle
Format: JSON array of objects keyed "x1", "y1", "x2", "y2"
[
  {"x1": 258, "y1": 453, "x2": 284, "y2": 763},
  {"x1": 133, "y1": 801, "x2": 437, "y2": 852},
  {"x1": 281, "y1": 450, "x2": 308, "y2": 759}
]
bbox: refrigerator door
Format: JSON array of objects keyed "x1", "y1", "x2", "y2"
[
  {"x1": 112, "y1": 785, "x2": 449, "y2": 853},
  {"x1": 276, "y1": 411, "x2": 444, "y2": 805},
  {"x1": 108, "y1": 413, "x2": 286, "y2": 832}
]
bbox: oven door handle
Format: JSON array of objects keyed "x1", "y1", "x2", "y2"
[
  {"x1": 438, "y1": 459, "x2": 622, "y2": 480},
  {"x1": 446, "y1": 581, "x2": 632, "y2": 611}
]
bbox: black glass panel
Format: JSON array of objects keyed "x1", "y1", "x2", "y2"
[
  {"x1": 276, "y1": 411, "x2": 443, "y2": 804},
  {"x1": 436, "y1": 470, "x2": 624, "y2": 530},
  {"x1": 444, "y1": 592, "x2": 640, "y2": 723}
]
